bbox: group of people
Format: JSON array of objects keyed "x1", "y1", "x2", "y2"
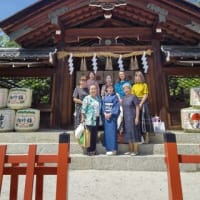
[{"x1": 73, "y1": 70, "x2": 153, "y2": 156}]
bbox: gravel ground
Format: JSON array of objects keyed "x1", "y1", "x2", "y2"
[{"x1": 1, "y1": 170, "x2": 200, "y2": 200}]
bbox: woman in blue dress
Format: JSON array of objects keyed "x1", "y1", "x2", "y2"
[
  {"x1": 122, "y1": 83, "x2": 141, "y2": 156},
  {"x1": 102, "y1": 85, "x2": 120, "y2": 155},
  {"x1": 114, "y1": 70, "x2": 131, "y2": 131}
]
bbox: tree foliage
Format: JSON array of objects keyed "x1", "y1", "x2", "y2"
[
  {"x1": 17, "y1": 78, "x2": 51, "y2": 105},
  {"x1": 0, "y1": 32, "x2": 20, "y2": 48},
  {"x1": 0, "y1": 32, "x2": 49, "y2": 105}
]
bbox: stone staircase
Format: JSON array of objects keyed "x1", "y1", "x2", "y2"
[{"x1": 0, "y1": 130, "x2": 199, "y2": 171}]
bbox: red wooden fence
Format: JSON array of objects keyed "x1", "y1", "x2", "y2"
[
  {"x1": 164, "y1": 132, "x2": 200, "y2": 200},
  {"x1": 0, "y1": 133, "x2": 70, "y2": 200}
]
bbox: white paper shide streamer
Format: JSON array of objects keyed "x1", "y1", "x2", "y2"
[
  {"x1": 141, "y1": 51, "x2": 149, "y2": 73},
  {"x1": 166, "y1": 51, "x2": 170, "y2": 62},
  {"x1": 118, "y1": 55, "x2": 124, "y2": 71},
  {"x1": 49, "y1": 48, "x2": 57, "y2": 64},
  {"x1": 92, "y1": 53, "x2": 98, "y2": 74},
  {"x1": 68, "y1": 53, "x2": 74, "y2": 75},
  {"x1": 49, "y1": 52, "x2": 53, "y2": 64}
]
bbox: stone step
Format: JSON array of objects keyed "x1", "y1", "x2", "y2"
[
  {"x1": 0, "y1": 131, "x2": 62, "y2": 143},
  {"x1": 1, "y1": 142, "x2": 199, "y2": 156},
  {"x1": 68, "y1": 142, "x2": 200, "y2": 155},
  {"x1": 0, "y1": 130, "x2": 200, "y2": 144},
  {"x1": 1, "y1": 143, "x2": 199, "y2": 172},
  {"x1": 150, "y1": 131, "x2": 200, "y2": 144},
  {"x1": 74, "y1": 130, "x2": 200, "y2": 144},
  {"x1": 69, "y1": 154, "x2": 199, "y2": 172}
]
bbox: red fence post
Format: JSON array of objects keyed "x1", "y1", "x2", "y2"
[
  {"x1": 0, "y1": 145, "x2": 6, "y2": 194},
  {"x1": 35, "y1": 163, "x2": 44, "y2": 200},
  {"x1": 24, "y1": 145, "x2": 37, "y2": 200},
  {"x1": 0, "y1": 133, "x2": 71, "y2": 200},
  {"x1": 9, "y1": 163, "x2": 19, "y2": 200},
  {"x1": 56, "y1": 133, "x2": 70, "y2": 200},
  {"x1": 164, "y1": 133, "x2": 183, "y2": 200}
]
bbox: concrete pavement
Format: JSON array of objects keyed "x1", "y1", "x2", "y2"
[{"x1": 1, "y1": 170, "x2": 200, "y2": 200}]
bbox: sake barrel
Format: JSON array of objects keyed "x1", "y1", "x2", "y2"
[
  {"x1": 0, "y1": 88, "x2": 8, "y2": 108},
  {"x1": 0, "y1": 109, "x2": 15, "y2": 132},
  {"x1": 181, "y1": 107, "x2": 200, "y2": 132},
  {"x1": 190, "y1": 87, "x2": 200, "y2": 107},
  {"x1": 7, "y1": 88, "x2": 32, "y2": 110},
  {"x1": 15, "y1": 109, "x2": 40, "y2": 131}
]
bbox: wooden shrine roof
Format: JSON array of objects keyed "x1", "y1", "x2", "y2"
[
  {"x1": 0, "y1": 0, "x2": 199, "y2": 48},
  {"x1": 0, "y1": 48, "x2": 56, "y2": 68},
  {"x1": 161, "y1": 45, "x2": 200, "y2": 66},
  {"x1": 161, "y1": 46, "x2": 200, "y2": 58}
]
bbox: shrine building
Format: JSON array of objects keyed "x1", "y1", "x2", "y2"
[{"x1": 0, "y1": 0, "x2": 200, "y2": 130}]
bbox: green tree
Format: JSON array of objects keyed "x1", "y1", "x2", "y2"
[{"x1": 0, "y1": 32, "x2": 20, "y2": 48}]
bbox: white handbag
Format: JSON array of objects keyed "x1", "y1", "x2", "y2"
[
  {"x1": 153, "y1": 121, "x2": 166, "y2": 133},
  {"x1": 75, "y1": 123, "x2": 84, "y2": 139}
]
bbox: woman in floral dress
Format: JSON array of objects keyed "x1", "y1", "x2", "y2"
[{"x1": 81, "y1": 84, "x2": 101, "y2": 156}]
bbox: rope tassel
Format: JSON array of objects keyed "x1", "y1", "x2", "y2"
[
  {"x1": 80, "y1": 57, "x2": 87, "y2": 71},
  {"x1": 130, "y1": 56, "x2": 139, "y2": 71},
  {"x1": 105, "y1": 57, "x2": 113, "y2": 70}
]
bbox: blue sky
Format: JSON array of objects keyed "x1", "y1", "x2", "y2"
[{"x1": 0, "y1": 0, "x2": 37, "y2": 21}]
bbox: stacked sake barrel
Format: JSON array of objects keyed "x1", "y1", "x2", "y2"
[
  {"x1": 181, "y1": 87, "x2": 200, "y2": 132},
  {"x1": 0, "y1": 88, "x2": 15, "y2": 132},
  {"x1": 6, "y1": 88, "x2": 40, "y2": 131}
]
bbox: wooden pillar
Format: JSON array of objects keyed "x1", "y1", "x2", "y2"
[
  {"x1": 145, "y1": 53, "x2": 157, "y2": 115},
  {"x1": 64, "y1": 60, "x2": 74, "y2": 127},
  {"x1": 147, "y1": 40, "x2": 168, "y2": 124},
  {"x1": 53, "y1": 57, "x2": 74, "y2": 128}
]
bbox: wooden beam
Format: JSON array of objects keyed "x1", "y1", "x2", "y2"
[
  {"x1": 48, "y1": 7, "x2": 68, "y2": 26},
  {"x1": 63, "y1": 45, "x2": 152, "y2": 52},
  {"x1": 62, "y1": 6, "x2": 103, "y2": 27},
  {"x1": 0, "y1": 68, "x2": 55, "y2": 77},
  {"x1": 160, "y1": 0, "x2": 200, "y2": 19},
  {"x1": 163, "y1": 67, "x2": 200, "y2": 76},
  {"x1": 65, "y1": 27, "x2": 153, "y2": 42},
  {"x1": 162, "y1": 28, "x2": 197, "y2": 44},
  {"x1": 128, "y1": 0, "x2": 200, "y2": 29},
  {"x1": 114, "y1": 7, "x2": 155, "y2": 26}
]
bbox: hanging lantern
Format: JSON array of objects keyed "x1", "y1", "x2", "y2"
[
  {"x1": 118, "y1": 55, "x2": 124, "y2": 71},
  {"x1": 68, "y1": 53, "x2": 74, "y2": 75},
  {"x1": 105, "y1": 57, "x2": 113, "y2": 70},
  {"x1": 141, "y1": 51, "x2": 149, "y2": 73},
  {"x1": 92, "y1": 53, "x2": 98, "y2": 74},
  {"x1": 80, "y1": 57, "x2": 87, "y2": 71},
  {"x1": 130, "y1": 56, "x2": 139, "y2": 71}
]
